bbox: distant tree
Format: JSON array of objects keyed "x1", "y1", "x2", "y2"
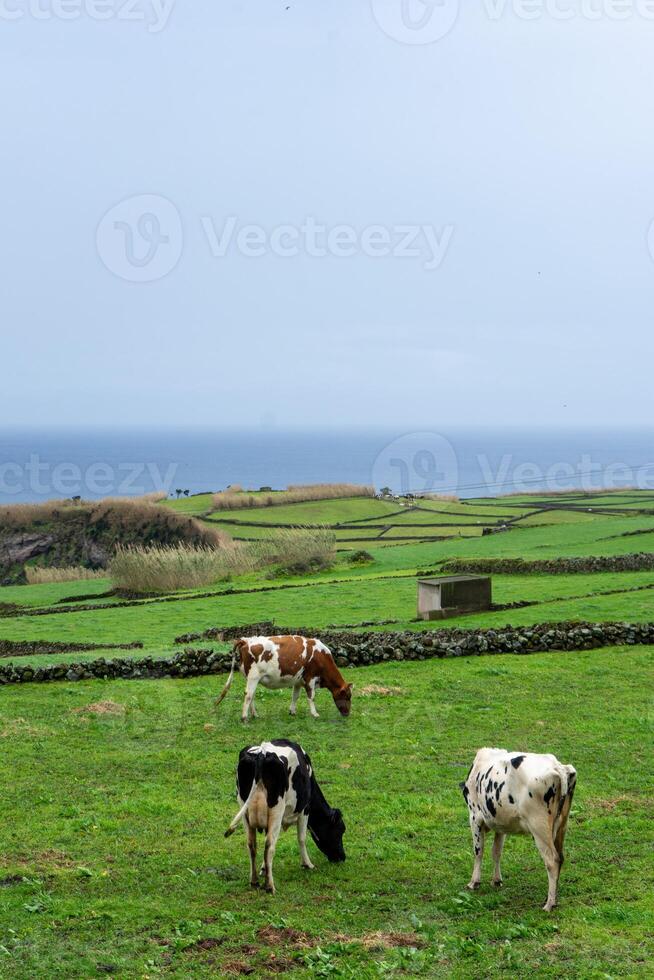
[
  {"x1": 183, "y1": 489, "x2": 190, "y2": 497},
  {"x1": 380, "y1": 487, "x2": 392, "y2": 497},
  {"x1": 175, "y1": 488, "x2": 182, "y2": 498}
]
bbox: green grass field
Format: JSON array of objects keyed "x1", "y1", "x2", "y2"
[{"x1": 1, "y1": 491, "x2": 654, "y2": 977}]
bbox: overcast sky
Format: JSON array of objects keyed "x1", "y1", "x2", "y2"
[{"x1": 2, "y1": 1, "x2": 654, "y2": 429}]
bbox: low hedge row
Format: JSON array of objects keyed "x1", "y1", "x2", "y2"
[
  {"x1": 441, "y1": 553, "x2": 654, "y2": 575},
  {"x1": 2, "y1": 620, "x2": 654, "y2": 684}
]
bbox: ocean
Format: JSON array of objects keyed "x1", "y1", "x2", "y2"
[{"x1": 0, "y1": 428, "x2": 653, "y2": 504}]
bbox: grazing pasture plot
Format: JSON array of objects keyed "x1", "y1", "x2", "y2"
[
  {"x1": 0, "y1": 648, "x2": 651, "y2": 978},
  {"x1": 4, "y1": 569, "x2": 654, "y2": 654}
]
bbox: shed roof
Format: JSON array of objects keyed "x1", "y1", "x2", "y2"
[{"x1": 417, "y1": 575, "x2": 491, "y2": 586}]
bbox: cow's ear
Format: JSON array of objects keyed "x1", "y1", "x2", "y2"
[{"x1": 347, "y1": 683, "x2": 354, "y2": 692}]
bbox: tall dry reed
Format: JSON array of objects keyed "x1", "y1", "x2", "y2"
[
  {"x1": 25, "y1": 566, "x2": 107, "y2": 584},
  {"x1": 211, "y1": 483, "x2": 374, "y2": 512},
  {"x1": 109, "y1": 542, "x2": 253, "y2": 594}
]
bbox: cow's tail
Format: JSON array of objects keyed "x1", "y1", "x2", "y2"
[
  {"x1": 560, "y1": 764, "x2": 577, "y2": 802},
  {"x1": 215, "y1": 642, "x2": 240, "y2": 706},
  {"x1": 224, "y1": 781, "x2": 258, "y2": 838}
]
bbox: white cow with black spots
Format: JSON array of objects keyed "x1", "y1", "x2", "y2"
[{"x1": 461, "y1": 747, "x2": 577, "y2": 910}]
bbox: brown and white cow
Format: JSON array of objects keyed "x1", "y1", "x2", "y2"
[
  {"x1": 461, "y1": 747, "x2": 577, "y2": 911},
  {"x1": 215, "y1": 635, "x2": 353, "y2": 722}
]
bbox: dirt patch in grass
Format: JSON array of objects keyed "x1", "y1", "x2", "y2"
[
  {"x1": 71, "y1": 700, "x2": 125, "y2": 717},
  {"x1": 0, "y1": 874, "x2": 25, "y2": 886},
  {"x1": 361, "y1": 931, "x2": 426, "y2": 949},
  {"x1": 185, "y1": 937, "x2": 225, "y2": 953},
  {"x1": 1, "y1": 849, "x2": 75, "y2": 871},
  {"x1": 0, "y1": 717, "x2": 48, "y2": 738},
  {"x1": 223, "y1": 962, "x2": 256, "y2": 976},
  {"x1": 256, "y1": 926, "x2": 314, "y2": 949},
  {"x1": 588, "y1": 794, "x2": 649, "y2": 812},
  {"x1": 265, "y1": 954, "x2": 297, "y2": 972},
  {"x1": 332, "y1": 931, "x2": 426, "y2": 950},
  {"x1": 358, "y1": 684, "x2": 403, "y2": 697}
]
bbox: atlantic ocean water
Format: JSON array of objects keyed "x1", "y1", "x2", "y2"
[{"x1": 1, "y1": 428, "x2": 653, "y2": 504}]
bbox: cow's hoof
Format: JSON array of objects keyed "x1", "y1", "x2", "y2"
[
  {"x1": 265, "y1": 884, "x2": 275, "y2": 895},
  {"x1": 466, "y1": 881, "x2": 480, "y2": 891},
  {"x1": 492, "y1": 879, "x2": 503, "y2": 888},
  {"x1": 250, "y1": 880, "x2": 260, "y2": 889},
  {"x1": 302, "y1": 862, "x2": 315, "y2": 871},
  {"x1": 542, "y1": 901, "x2": 556, "y2": 912}
]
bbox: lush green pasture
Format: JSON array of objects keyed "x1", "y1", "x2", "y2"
[
  {"x1": 206, "y1": 498, "x2": 399, "y2": 526},
  {"x1": 0, "y1": 579, "x2": 112, "y2": 610},
  {"x1": 2, "y1": 568, "x2": 654, "y2": 658},
  {"x1": 0, "y1": 647, "x2": 652, "y2": 979},
  {"x1": 2, "y1": 491, "x2": 654, "y2": 976},
  {"x1": 164, "y1": 494, "x2": 215, "y2": 516}
]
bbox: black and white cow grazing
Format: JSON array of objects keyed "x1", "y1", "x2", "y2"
[
  {"x1": 461, "y1": 747, "x2": 577, "y2": 911},
  {"x1": 224, "y1": 739, "x2": 346, "y2": 894}
]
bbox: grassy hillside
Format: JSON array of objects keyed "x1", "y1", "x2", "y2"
[
  {"x1": 1, "y1": 490, "x2": 653, "y2": 977},
  {"x1": 0, "y1": 498, "x2": 226, "y2": 585}
]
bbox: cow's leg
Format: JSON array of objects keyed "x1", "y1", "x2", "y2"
[
  {"x1": 246, "y1": 820, "x2": 259, "y2": 888},
  {"x1": 297, "y1": 813, "x2": 314, "y2": 870},
  {"x1": 263, "y1": 804, "x2": 285, "y2": 894},
  {"x1": 492, "y1": 832, "x2": 505, "y2": 887},
  {"x1": 304, "y1": 679, "x2": 319, "y2": 718},
  {"x1": 531, "y1": 823, "x2": 561, "y2": 911},
  {"x1": 467, "y1": 818, "x2": 486, "y2": 890},
  {"x1": 249, "y1": 688, "x2": 258, "y2": 719},
  {"x1": 289, "y1": 685, "x2": 301, "y2": 716},
  {"x1": 242, "y1": 675, "x2": 259, "y2": 723}
]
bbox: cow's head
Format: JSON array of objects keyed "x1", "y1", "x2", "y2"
[
  {"x1": 310, "y1": 807, "x2": 346, "y2": 863},
  {"x1": 332, "y1": 683, "x2": 353, "y2": 717}
]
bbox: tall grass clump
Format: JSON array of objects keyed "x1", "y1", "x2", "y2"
[
  {"x1": 25, "y1": 566, "x2": 107, "y2": 584},
  {"x1": 211, "y1": 483, "x2": 374, "y2": 511},
  {"x1": 254, "y1": 526, "x2": 337, "y2": 576},
  {"x1": 109, "y1": 542, "x2": 254, "y2": 594}
]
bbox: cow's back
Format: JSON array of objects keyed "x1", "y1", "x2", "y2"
[{"x1": 465, "y1": 748, "x2": 574, "y2": 833}]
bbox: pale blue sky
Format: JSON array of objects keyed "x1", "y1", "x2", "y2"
[{"x1": 2, "y1": 1, "x2": 654, "y2": 428}]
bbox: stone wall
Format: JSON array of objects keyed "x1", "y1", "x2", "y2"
[
  {"x1": 441, "y1": 553, "x2": 654, "y2": 575},
  {"x1": 2, "y1": 620, "x2": 653, "y2": 684}
]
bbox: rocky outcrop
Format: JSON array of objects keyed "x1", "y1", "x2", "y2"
[{"x1": 0, "y1": 502, "x2": 221, "y2": 584}]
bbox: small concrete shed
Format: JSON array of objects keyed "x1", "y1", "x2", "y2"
[{"x1": 417, "y1": 575, "x2": 492, "y2": 621}]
